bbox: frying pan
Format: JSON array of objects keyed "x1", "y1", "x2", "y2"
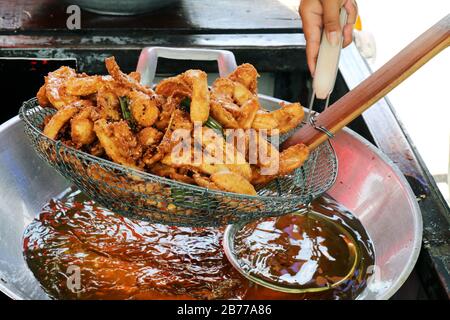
[
  {"x1": 1, "y1": 14, "x2": 448, "y2": 299},
  {"x1": 0, "y1": 95, "x2": 421, "y2": 300}
]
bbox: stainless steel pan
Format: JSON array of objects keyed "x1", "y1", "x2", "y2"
[{"x1": 0, "y1": 92, "x2": 421, "y2": 299}]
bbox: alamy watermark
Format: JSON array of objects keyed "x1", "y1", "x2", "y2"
[
  {"x1": 66, "y1": 265, "x2": 82, "y2": 293},
  {"x1": 66, "y1": 5, "x2": 81, "y2": 30}
]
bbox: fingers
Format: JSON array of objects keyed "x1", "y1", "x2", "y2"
[
  {"x1": 300, "y1": 0, "x2": 358, "y2": 74},
  {"x1": 299, "y1": 0, "x2": 323, "y2": 75},
  {"x1": 321, "y1": 0, "x2": 342, "y2": 46},
  {"x1": 343, "y1": 0, "x2": 358, "y2": 47},
  {"x1": 304, "y1": 23, "x2": 322, "y2": 75}
]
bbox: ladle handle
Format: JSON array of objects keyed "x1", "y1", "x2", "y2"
[{"x1": 284, "y1": 14, "x2": 450, "y2": 151}]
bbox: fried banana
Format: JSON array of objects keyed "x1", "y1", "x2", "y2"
[
  {"x1": 128, "y1": 90, "x2": 160, "y2": 127},
  {"x1": 105, "y1": 56, "x2": 154, "y2": 96},
  {"x1": 93, "y1": 119, "x2": 142, "y2": 169},
  {"x1": 251, "y1": 144, "x2": 309, "y2": 185},
  {"x1": 36, "y1": 84, "x2": 51, "y2": 108},
  {"x1": 44, "y1": 66, "x2": 79, "y2": 109},
  {"x1": 137, "y1": 127, "x2": 163, "y2": 147},
  {"x1": 65, "y1": 75, "x2": 103, "y2": 96},
  {"x1": 182, "y1": 69, "x2": 210, "y2": 123},
  {"x1": 252, "y1": 102, "x2": 304, "y2": 134},
  {"x1": 70, "y1": 106, "x2": 96, "y2": 146},
  {"x1": 43, "y1": 101, "x2": 85, "y2": 139},
  {"x1": 228, "y1": 63, "x2": 259, "y2": 94},
  {"x1": 210, "y1": 171, "x2": 257, "y2": 196}
]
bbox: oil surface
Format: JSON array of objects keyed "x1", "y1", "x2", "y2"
[
  {"x1": 23, "y1": 189, "x2": 374, "y2": 300},
  {"x1": 233, "y1": 200, "x2": 374, "y2": 295}
]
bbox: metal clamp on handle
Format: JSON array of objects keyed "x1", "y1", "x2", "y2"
[
  {"x1": 308, "y1": 112, "x2": 335, "y2": 139},
  {"x1": 136, "y1": 47, "x2": 238, "y2": 86}
]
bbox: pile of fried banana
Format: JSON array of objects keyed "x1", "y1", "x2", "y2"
[{"x1": 37, "y1": 57, "x2": 309, "y2": 196}]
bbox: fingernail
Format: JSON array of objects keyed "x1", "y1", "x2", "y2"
[{"x1": 328, "y1": 31, "x2": 339, "y2": 46}]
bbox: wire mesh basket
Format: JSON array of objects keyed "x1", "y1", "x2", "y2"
[{"x1": 20, "y1": 98, "x2": 338, "y2": 227}]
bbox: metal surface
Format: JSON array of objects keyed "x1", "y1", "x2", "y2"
[
  {"x1": 326, "y1": 130, "x2": 422, "y2": 299},
  {"x1": 137, "y1": 47, "x2": 239, "y2": 86},
  {"x1": 340, "y1": 44, "x2": 450, "y2": 298},
  {"x1": 0, "y1": 0, "x2": 301, "y2": 33},
  {"x1": 20, "y1": 98, "x2": 337, "y2": 227},
  {"x1": 0, "y1": 34, "x2": 309, "y2": 77},
  {"x1": 0, "y1": 93, "x2": 422, "y2": 299},
  {"x1": 66, "y1": 0, "x2": 178, "y2": 15}
]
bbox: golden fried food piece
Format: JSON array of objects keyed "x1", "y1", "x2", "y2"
[
  {"x1": 210, "y1": 76, "x2": 258, "y2": 129},
  {"x1": 163, "y1": 152, "x2": 230, "y2": 177},
  {"x1": 166, "y1": 133, "x2": 244, "y2": 177},
  {"x1": 252, "y1": 102, "x2": 304, "y2": 134},
  {"x1": 128, "y1": 90, "x2": 160, "y2": 127},
  {"x1": 137, "y1": 127, "x2": 163, "y2": 147},
  {"x1": 44, "y1": 66, "x2": 78, "y2": 109},
  {"x1": 101, "y1": 75, "x2": 132, "y2": 97},
  {"x1": 193, "y1": 161, "x2": 231, "y2": 176},
  {"x1": 96, "y1": 85, "x2": 121, "y2": 121},
  {"x1": 93, "y1": 119, "x2": 142, "y2": 169},
  {"x1": 277, "y1": 143, "x2": 309, "y2": 175},
  {"x1": 252, "y1": 110, "x2": 278, "y2": 130},
  {"x1": 210, "y1": 79, "x2": 242, "y2": 129},
  {"x1": 36, "y1": 84, "x2": 51, "y2": 107},
  {"x1": 43, "y1": 102, "x2": 81, "y2": 139},
  {"x1": 155, "y1": 75, "x2": 191, "y2": 98},
  {"x1": 149, "y1": 163, "x2": 194, "y2": 184},
  {"x1": 182, "y1": 69, "x2": 210, "y2": 123},
  {"x1": 158, "y1": 69, "x2": 212, "y2": 124},
  {"x1": 161, "y1": 128, "x2": 241, "y2": 178},
  {"x1": 155, "y1": 95, "x2": 178, "y2": 131},
  {"x1": 143, "y1": 131, "x2": 174, "y2": 166},
  {"x1": 70, "y1": 106, "x2": 96, "y2": 146},
  {"x1": 65, "y1": 75, "x2": 103, "y2": 96},
  {"x1": 233, "y1": 82, "x2": 254, "y2": 106},
  {"x1": 251, "y1": 144, "x2": 309, "y2": 185},
  {"x1": 220, "y1": 101, "x2": 242, "y2": 119},
  {"x1": 211, "y1": 78, "x2": 235, "y2": 101},
  {"x1": 143, "y1": 109, "x2": 192, "y2": 166},
  {"x1": 128, "y1": 71, "x2": 141, "y2": 83},
  {"x1": 105, "y1": 57, "x2": 154, "y2": 96},
  {"x1": 192, "y1": 173, "x2": 222, "y2": 191},
  {"x1": 250, "y1": 165, "x2": 269, "y2": 185},
  {"x1": 247, "y1": 131, "x2": 280, "y2": 169},
  {"x1": 201, "y1": 127, "x2": 252, "y2": 180},
  {"x1": 170, "y1": 107, "x2": 194, "y2": 131},
  {"x1": 228, "y1": 63, "x2": 259, "y2": 93},
  {"x1": 236, "y1": 97, "x2": 259, "y2": 129},
  {"x1": 210, "y1": 171, "x2": 257, "y2": 195},
  {"x1": 210, "y1": 101, "x2": 239, "y2": 129}
]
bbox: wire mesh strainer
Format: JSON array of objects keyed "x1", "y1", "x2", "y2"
[{"x1": 19, "y1": 97, "x2": 337, "y2": 227}]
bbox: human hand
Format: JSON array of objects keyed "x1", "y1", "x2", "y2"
[{"x1": 299, "y1": 0, "x2": 358, "y2": 75}]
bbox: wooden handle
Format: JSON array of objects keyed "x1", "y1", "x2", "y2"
[{"x1": 283, "y1": 14, "x2": 450, "y2": 151}]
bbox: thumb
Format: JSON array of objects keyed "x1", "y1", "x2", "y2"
[{"x1": 322, "y1": 0, "x2": 342, "y2": 46}]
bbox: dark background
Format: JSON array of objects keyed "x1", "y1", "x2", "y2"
[{"x1": 0, "y1": 59, "x2": 76, "y2": 123}]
